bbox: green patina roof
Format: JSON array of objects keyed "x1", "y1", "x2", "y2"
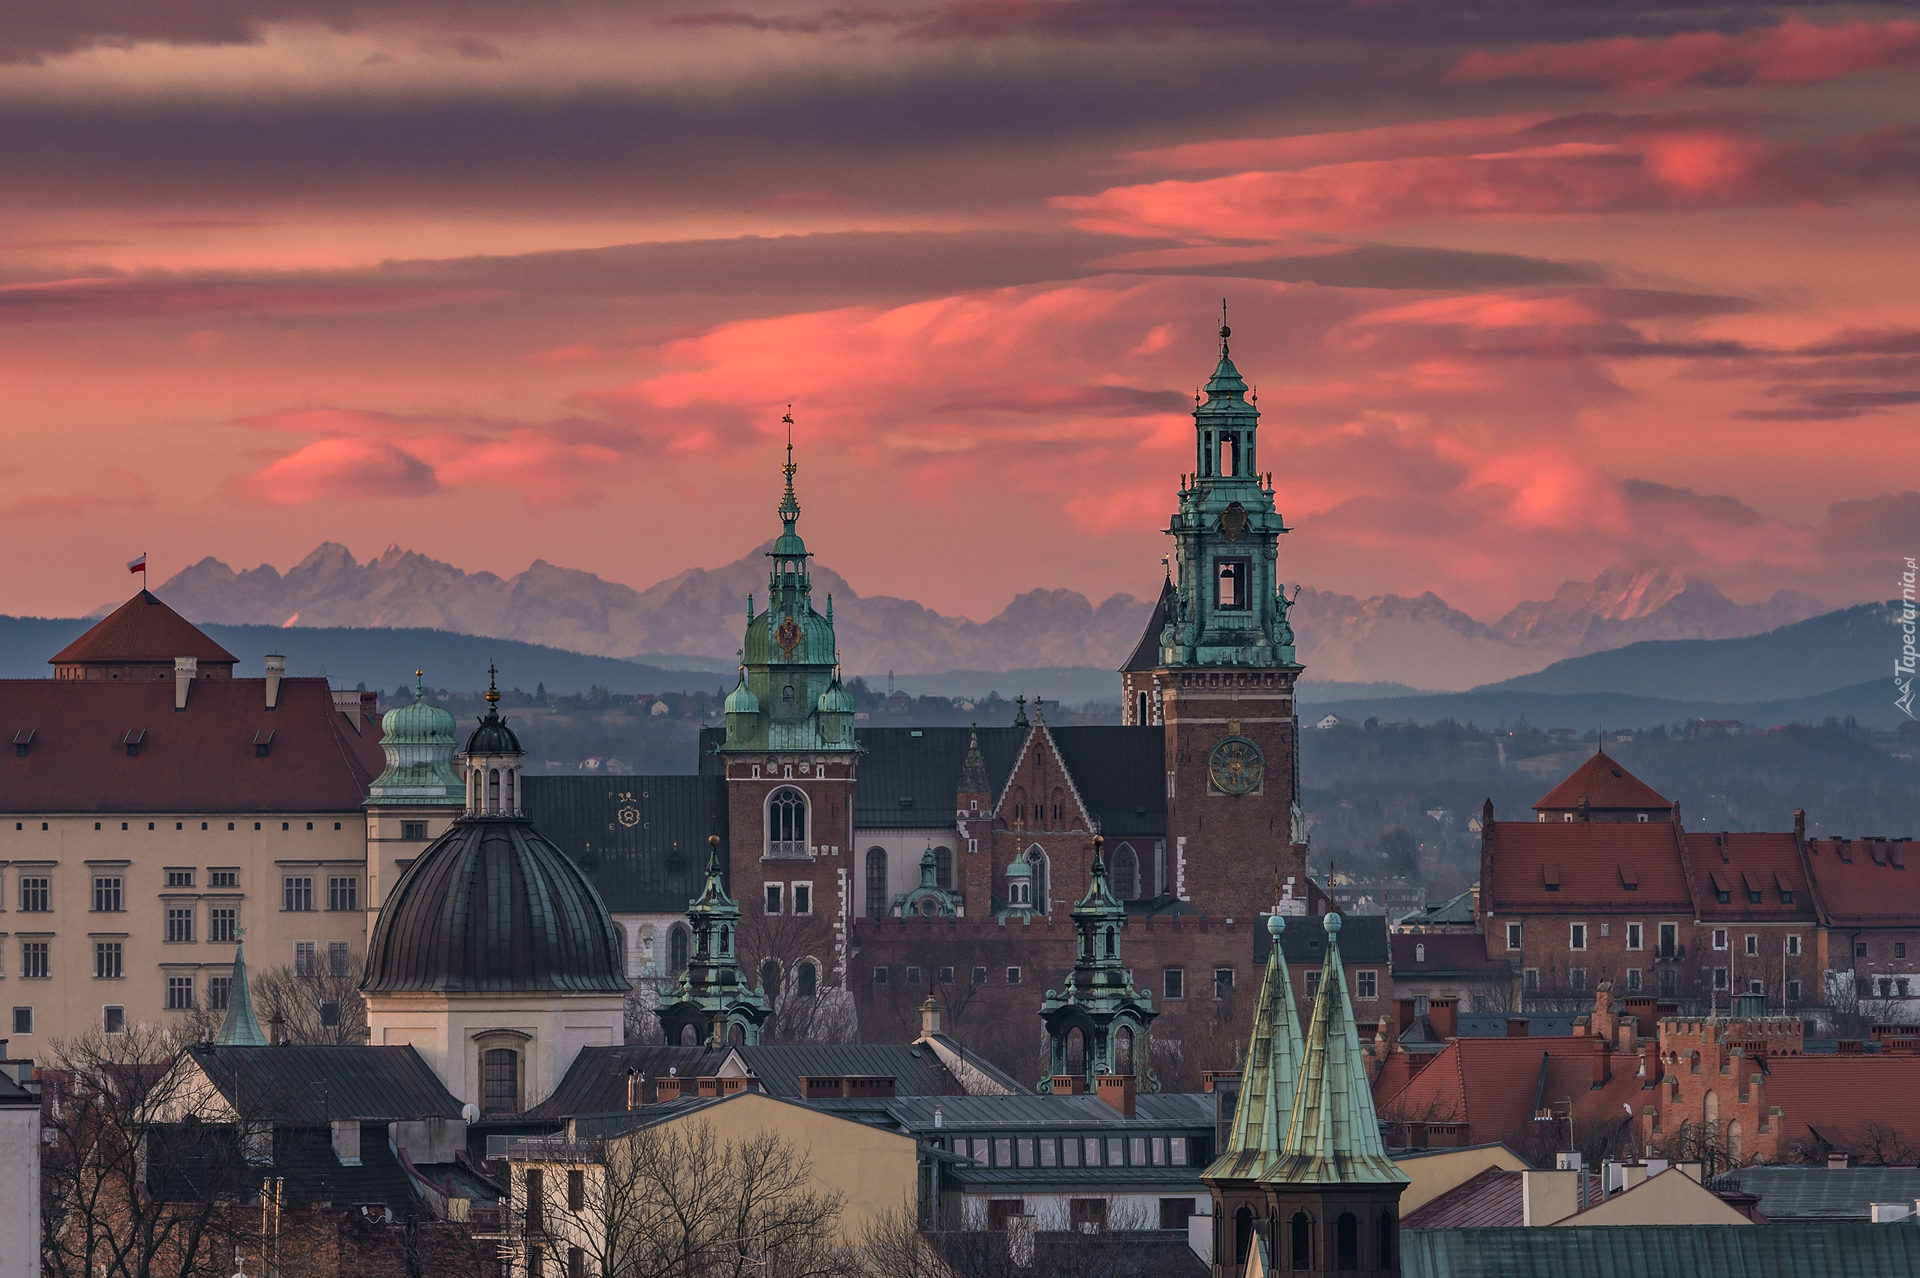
[
  {"x1": 366, "y1": 671, "x2": 464, "y2": 806},
  {"x1": 1402, "y1": 1224, "x2": 1920, "y2": 1278},
  {"x1": 214, "y1": 938, "x2": 267, "y2": 1047},
  {"x1": 1263, "y1": 912, "x2": 1408, "y2": 1188},
  {"x1": 724, "y1": 671, "x2": 760, "y2": 715},
  {"x1": 656, "y1": 837, "x2": 770, "y2": 1046},
  {"x1": 1203, "y1": 912, "x2": 1304, "y2": 1184}
]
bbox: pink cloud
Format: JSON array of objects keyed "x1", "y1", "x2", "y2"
[
  {"x1": 244, "y1": 438, "x2": 440, "y2": 504},
  {"x1": 1449, "y1": 17, "x2": 1920, "y2": 94}
]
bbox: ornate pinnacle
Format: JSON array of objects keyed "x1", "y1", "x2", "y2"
[
  {"x1": 779, "y1": 407, "x2": 801, "y2": 526},
  {"x1": 485, "y1": 664, "x2": 500, "y2": 706}
]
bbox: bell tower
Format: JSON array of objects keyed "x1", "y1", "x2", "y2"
[{"x1": 1127, "y1": 319, "x2": 1308, "y2": 917}]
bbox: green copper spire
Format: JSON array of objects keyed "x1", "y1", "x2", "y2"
[
  {"x1": 1204, "y1": 913, "x2": 1305, "y2": 1182},
  {"x1": 1264, "y1": 913, "x2": 1408, "y2": 1187},
  {"x1": 897, "y1": 844, "x2": 961, "y2": 919},
  {"x1": 214, "y1": 936, "x2": 267, "y2": 1047},
  {"x1": 1039, "y1": 836, "x2": 1159, "y2": 1093},
  {"x1": 655, "y1": 836, "x2": 770, "y2": 1047},
  {"x1": 366, "y1": 669, "x2": 464, "y2": 805}
]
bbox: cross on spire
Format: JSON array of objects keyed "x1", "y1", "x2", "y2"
[
  {"x1": 485, "y1": 663, "x2": 500, "y2": 706},
  {"x1": 779, "y1": 407, "x2": 801, "y2": 527}
]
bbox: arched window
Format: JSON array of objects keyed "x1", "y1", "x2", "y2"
[
  {"x1": 1025, "y1": 845, "x2": 1048, "y2": 913},
  {"x1": 1111, "y1": 843, "x2": 1140, "y2": 900},
  {"x1": 1336, "y1": 1212, "x2": 1357, "y2": 1271},
  {"x1": 796, "y1": 960, "x2": 817, "y2": 999},
  {"x1": 1136, "y1": 690, "x2": 1149, "y2": 725},
  {"x1": 487, "y1": 768, "x2": 500, "y2": 812},
  {"x1": 1290, "y1": 1210, "x2": 1311, "y2": 1270},
  {"x1": 677, "y1": 1022, "x2": 700, "y2": 1046},
  {"x1": 1704, "y1": 1089, "x2": 1719, "y2": 1143},
  {"x1": 470, "y1": 769, "x2": 481, "y2": 809},
  {"x1": 1416, "y1": 943, "x2": 1425, "y2": 962},
  {"x1": 767, "y1": 789, "x2": 806, "y2": 858},
  {"x1": 1727, "y1": 1119, "x2": 1742, "y2": 1165},
  {"x1": 1115, "y1": 1027, "x2": 1133, "y2": 1075},
  {"x1": 1378, "y1": 1212, "x2": 1394, "y2": 1269},
  {"x1": 668, "y1": 925, "x2": 690, "y2": 975},
  {"x1": 782, "y1": 684, "x2": 795, "y2": 704},
  {"x1": 1051, "y1": 788, "x2": 1065, "y2": 823},
  {"x1": 482, "y1": 1048, "x2": 520, "y2": 1115},
  {"x1": 719, "y1": 925, "x2": 731, "y2": 956},
  {"x1": 505, "y1": 768, "x2": 515, "y2": 812},
  {"x1": 1235, "y1": 1207, "x2": 1254, "y2": 1264},
  {"x1": 760, "y1": 958, "x2": 780, "y2": 997},
  {"x1": 934, "y1": 846, "x2": 953, "y2": 891},
  {"x1": 866, "y1": 848, "x2": 888, "y2": 919}
]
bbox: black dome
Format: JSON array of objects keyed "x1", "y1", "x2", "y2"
[
  {"x1": 362, "y1": 817, "x2": 628, "y2": 994},
  {"x1": 465, "y1": 705, "x2": 522, "y2": 755}
]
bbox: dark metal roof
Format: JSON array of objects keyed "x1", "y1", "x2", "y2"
[
  {"x1": 732, "y1": 1043, "x2": 973, "y2": 1098},
  {"x1": 1048, "y1": 726, "x2": 1166, "y2": 838},
  {"x1": 878, "y1": 1092, "x2": 1215, "y2": 1131},
  {"x1": 1121, "y1": 578, "x2": 1174, "y2": 673},
  {"x1": 932, "y1": 1230, "x2": 1205, "y2": 1278},
  {"x1": 1401, "y1": 1224, "x2": 1920, "y2": 1278},
  {"x1": 1457, "y1": 1013, "x2": 1580, "y2": 1038},
  {"x1": 362, "y1": 816, "x2": 629, "y2": 994},
  {"x1": 951, "y1": 1165, "x2": 1205, "y2": 1192},
  {"x1": 1257, "y1": 912, "x2": 1392, "y2": 965},
  {"x1": 523, "y1": 1045, "x2": 723, "y2": 1120},
  {"x1": 150, "y1": 1121, "x2": 421, "y2": 1212},
  {"x1": 186, "y1": 1044, "x2": 463, "y2": 1123},
  {"x1": 523, "y1": 775, "x2": 721, "y2": 914},
  {"x1": 853, "y1": 727, "x2": 1024, "y2": 828},
  {"x1": 1711, "y1": 1167, "x2": 1920, "y2": 1221}
]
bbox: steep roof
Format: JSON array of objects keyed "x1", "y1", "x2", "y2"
[
  {"x1": 1759, "y1": 1056, "x2": 1920, "y2": 1154},
  {"x1": 1375, "y1": 1036, "x2": 1645, "y2": 1148},
  {"x1": 49, "y1": 590, "x2": 238, "y2": 668},
  {"x1": 1390, "y1": 932, "x2": 1513, "y2": 979},
  {"x1": 730, "y1": 1042, "x2": 1001, "y2": 1097},
  {"x1": 1802, "y1": 837, "x2": 1920, "y2": 927},
  {"x1": 1533, "y1": 750, "x2": 1672, "y2": 813},
  {"x1": 0, "y1": 676, "x2": 383, "y2": 812},
  {"x1": 523, "y1": 774, "x2": 720, "y2": 914},
  {"x1": 185, "y1": 1044, "x2": 463, "y2": 1123},
  {"x1": 852, "y1": 726, "x2": 1024, "y2": 828},
  {"x1": 1713, "y1": 1166, "x2": 1920, "y2": 1222},
  {"x1": 1402, "y1": 1224, "x2": 1920, "y2": 1278},
  {"x1": 1402, "y1": 1166, "x2": 1525, "y2": 1228},
  {"x1": 1049, "y1": 726, "x2": 1166, "y2": 838},
  {"x1": 1205, "y1": 915, "x2": 1304, "y2": 1183},
  {"x1": 1682, "y1": 830, "x2": 1818, "y2": 924},
  {"x1": 1121, "y1": 576, "x2": 1174, "y2": 672},
  {"x1": 1483, "y1": 821, "x2": 1693, "y2": 913}
]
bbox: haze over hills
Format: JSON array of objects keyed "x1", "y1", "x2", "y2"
[{"x1": 138, "y1": 544, "x2": 1830, "y2": 692}]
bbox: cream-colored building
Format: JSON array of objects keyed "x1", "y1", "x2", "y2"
[{"x1": 0, "y1": 591, "x2": 384, "y2": 1046}]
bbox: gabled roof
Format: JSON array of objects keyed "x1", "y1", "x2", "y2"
[
  {"x1": 50, "y1": 590, "x2": 238, "y2": 668},
  {"x1": 1050, "y1": 726, "x2": 1166, "y2": 838},
  {"x1": 728, "y1": 1042, "x2": 1004, "y2": 1098},
  {"x1": 1402, "y1": 885, "x2": 1477, "y2": 928},
  {"x1": 523, "y1": 774, "x2": 720, "y2": 914},
  {"x1": 1532, "y1": 750, "x2": 1672, "y2": 813},
  {"x1": 1121, "y1": 576, "x2": 1174, "y2": 672},
  {"x1": 1682, "y1": 830, "x2": 1817, "y2": 923},
  {"x1": 524, "y1": 1045, "x2": 723, "y2": 1120},
  {"x1": 1402, "y1": 1166, "x2": 1525, "y2": 1228},
  {"x1": 1390, "y1": 932, "x2": 1512, "y2": 978},
  {"x1": 0, "y1": 676, "x2": 383, "y2": 812},
  {"x1": 1375, "y1": 1036, "x2": 1645, "y2": 1148},
  {"x1": 1483, "y1": 821, "x2": 1693, "y2": 912},
  {"x1": 185, "y1": 1045, "x2": 463, "y2": 1123},
  {"x1": 1802, "y1": 837, "x2": 1920, "y2": 927},
  {"x1": 1758, "y1": 1055, "x2": 1920, "y2": 1154}
]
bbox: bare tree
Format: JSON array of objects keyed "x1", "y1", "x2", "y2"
[
  {"x1": 250, "y1": 952, "x2": 369, "y2": 1045},
  {"x1": 736, "y1": 911, "x2": 854, "y2": 1045},
  {"x1": 859, "y1": 1200, "x2": 1164, "y2": 1278},
  {"x1": 524, "y1": 1118, "x2": 864, "y2": 1278}
]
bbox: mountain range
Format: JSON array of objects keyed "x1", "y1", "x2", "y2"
[{"x1": 143, "y1": 545, "x2": 1828, "y2": 692}]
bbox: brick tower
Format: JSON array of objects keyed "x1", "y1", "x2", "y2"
[{"x1": 1124, "y1": 321, "x2": 1309, "y2": 916}]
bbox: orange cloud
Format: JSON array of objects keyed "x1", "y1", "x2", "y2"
[{"x1": 1448, "y1": 17, "x2": 1920, "y2": 94}]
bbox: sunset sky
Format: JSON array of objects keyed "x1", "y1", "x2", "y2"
[{"x1": 2, "y1": 2, "x2": 1917, "y2": 624}]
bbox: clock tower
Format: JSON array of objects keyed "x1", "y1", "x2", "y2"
[{"x1": 1125, "y1": 321, "x2": 1308, "y2": 917}]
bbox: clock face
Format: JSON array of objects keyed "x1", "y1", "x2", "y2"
[
  {"x1": 1209, "y1": 735, "x2": 1264, "y2": 795},
  {"x1": 774, "y1": 616, "x2": 802, "y2": 656}
]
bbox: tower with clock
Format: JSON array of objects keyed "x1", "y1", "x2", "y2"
[{"x1": 1122, "y1": 320, "x2": 1310, "y2": 918}]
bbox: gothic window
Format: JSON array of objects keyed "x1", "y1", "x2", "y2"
[
  {"x1": 482, "y1": 1048, "x2": 520, "y2": 1115},
  {"x1": 866, "y1": 848, "x2": 888, "y2": 919},
  {"x1": 1025, "y1": 846, "x2": 1049, "y2": 912},
  {"x1": 767, "y1": 788, "x2": 807, "y2": 858},
  {"x1": 1378, "y1": 1213, "x2": 1394, "y2": 1270},
  {"x1": 1215, "y1": 559, "x2": 1251, "y2": 610},
  {"x1": 668, "y1": 925, "x2": 689, "y2": 975},
  {"x1": 1235, "y1": 1207, "x2": 1254, "y2": 1265},
  {"x1": 934, "y1": 846, "x2": 953, "y2": 890},
  {"x1": 1114, "y1": 1026, "x2": 1133, "y2": 1074},
  {"x1": 1336, "y1": 1212, "x2": 1358, "y2": 1271},
  {"x1": 1136, "y1": 690, "x2": 1149, "y2": 724},
  {"x1": 1290, "y1": 1211, "x2": 1311, "y2": 1270},
  {"x1": 1051, "y1": 788, "x2": 1065, "y2": 823},
  {"x1": 796, "y1": 960, "x2": 817, "y2": 999},
  {"x1": 1111, "y1": 843, "x2": 1140, "y2": 900},
  {"x1": 761, "y1": 959, "x2": 780, "y2": 997}
]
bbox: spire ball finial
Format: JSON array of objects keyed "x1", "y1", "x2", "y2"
[
  {"x1": 1324, "y1": 910, "x2": 1343, "y2": 935},
  {"x1": 1268, "y1": 913, "x2": 1286, "y2": 938},
  {"x1": 485, "y1": 664, "x2": 500, "y2": 706}
]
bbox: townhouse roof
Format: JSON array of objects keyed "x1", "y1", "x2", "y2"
[
  {"x1": 1391, "y1": 932, "x2": 1513, "y2": 978},
  {"x1": 1712, "y1": 1166, "x2": 1920, "y2": 1221},
  {"x1": 1802, "y1": 837, "x2": 1920, "y2": 928},
  {"x1": 878, "y1": 1092, "x2": 1215, "y2": 1131},
  {"x1": 1483, "y1": 820, "x2": 1693, "y2": 913},
  {"x1": 185, "y1": 1044, "x2": 464, "y2": 1123},
  {"x1": 149, "y1": 1121, "x2": 421, "y2": 1212},
  {"x1": 1401, "y1": 1224, "x2": 1920, "y2": 1278},
  {"x1": 1758, "y1": 1055, "x2": 1920, "y2": 1154},
  {"x1": 1532, "y1": 750, "x2": 1672, "y2": 813},
  {"x1": 1683, "y1": 830, "x2": 1818, "y2": 924},
  {"x1": 1457, "y1": 1014, "x2": 1580, "y2": 1038},
  {"x1": 1401, "y1": 1166, "x2": 1525, "y2": 1228},
  {"x1": 1375, "y1": 1036, "x2": 1646, "y2": 1147},
  {"x1": 522, "y1": 1045, "x2": 721, "y2": 1120},
  {"x1": 49, "y1": 590, "x2": 238, "y2": 670},
  {"x1": 522, "y1": 774, "x2": 720, "y2": 915},
  {"x1": 0, "y1": 676, "x2": 384, "y2": 812},
  {"x1": 1399, "y1": 885, "x2": 1477, "y2": 929},
  {"x1": 732, "y1": 1042, "x2": 1007, "y2": 1098}
]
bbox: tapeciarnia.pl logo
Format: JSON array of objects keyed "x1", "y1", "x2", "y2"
[{"x1": 1899, "y1": 557, "x2": 1917, "y2": 719}]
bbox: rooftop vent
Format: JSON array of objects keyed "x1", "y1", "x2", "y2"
[
  {"x1": 253, "y1": 730, "x2": 275, "y2": 758},
  {"x1": 123, "y1": 728, "x2": 145, "y2": 758},
  {"x1": 13, "y1": 729, "x2": 32, "y2": 758}
]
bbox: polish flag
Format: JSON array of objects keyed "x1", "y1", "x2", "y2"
[{"x1": 127, "y1": 553, "x2": 147, "y2": 574}]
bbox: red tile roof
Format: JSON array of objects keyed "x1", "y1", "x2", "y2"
[
  {"x1": 1763, "y1": 1056, "x2": 1920, "y2": 1154},
  {"x1": 1486, "y1": 821, "x2": 1693, "y2": 913},
  {"x1": 1682, "y1": 831, "x2": 1819, "y2": 924},
  {"x1": 0, "y1": 677, "x2": 383, "y2": 812},
  {"x1": 1402, "y1": 1167, "x2": 1524, "y2": 1228},
  {"x1": 1803, "y1": 838, "x2": 1920, "y2": 927},
  {"x1": 1533, "y1": 751, "x2": 1672, "y2": 813},
  {"x1": 1377, "y1": 1036, "x2": 1649, "y2": 1151},
  {"x1": 48, "y1": 591, "x2": 237, "y2": 668},
  {"x1": 1390, "y1": 932, "x2": 1511, "y2": 976}
]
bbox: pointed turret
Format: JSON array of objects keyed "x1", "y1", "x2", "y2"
[
  {"x1": 1266, "y1": 912, "x2": 1407, "y2": 1188},
  {"x1": 214, "y1": 937, "x2": 267, "y2": 1047},
  {"x1": 655, "y1": 836, "x2": 771, "y2": 1047},
  {"x1": 1039, "y1": 836, "x2": 1159, "y2": 1093},
  {"x1": 1206, "y1": 913, "x2": 1305, "y2": 1182},
  {"x1": 959, "y1": 725, "x2": 990, "y2": 796}
]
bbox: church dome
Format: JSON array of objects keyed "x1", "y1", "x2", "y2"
[
  {"x1": 362, "y1": 817, "x2": 628, "y2": 994},
  {"x1": 368, "y1": 673, "x2": 464, "y2": 805},
  {"x1": 465, "y1": 702, "x2": 522, "y2": 755},
  {"x1": 725, "y1": 673, "x2": 761, "y2": 715},
  {"x1": 816, "y1": 677, "x2": 855, "y2": 715}
]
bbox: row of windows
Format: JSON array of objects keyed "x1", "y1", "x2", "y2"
[
  {"x1": 11, "y1": 820, "x2": 345, "y2": 833},
  {"x1": 763, "y1": 882, "x2": 812, "y2": 916},
  {"x1": 1511, "y1": 921, "x2": 1806, "y2": 958},
  {"x1": 866, "y1": 963, "x2": 1380, "y2": 1002},
  {"x1": 8, "y1": 875, "x2": 357, "y2": 913},
  {"x1": 5, "y1": 939, "x2": 351, "y2": 984},
  {"x1": 1520, "y1": 966, "x2": 1808, "y2": 1002},
  {"x1": 950, "y1": 1133, "x2": 1194, "y2": 1169}
]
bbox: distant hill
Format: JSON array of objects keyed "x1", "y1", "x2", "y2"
[
  {"x1": 1299, "y1": 679, "x2": 1909, "y2": 733},
  {"x1": 1474, "y1": 602, "x2": 1900, "y2": 702},
  {"x1": 0, "y1": 617, "x2": 719, "y2": 698}
]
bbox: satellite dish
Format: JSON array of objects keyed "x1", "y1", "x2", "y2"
[{"x1": 462, "y1": 1103, "x2": 479, "y2": 1123}]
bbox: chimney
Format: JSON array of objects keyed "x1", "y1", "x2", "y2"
[
  {"x1": 920, "y1": 997, "x2": 944, "y2": 1038},
  {"x1": 1051, "y1": 1075, "x2": 1085, "y2": 1095},
  {"x1": 1507, "y1": 1017, "x2": 1530, "y2": 1038},
  {"x1": 1794, "y1": 809, "x2": 1806, "y2": 844},
  {"x1": 1430, "y1": 997, "x2": 1459, "y2": 1041},
  {"x1": 268, "y1": 1012, "x2": 286, "y2": 1046},
  {"x1": 264, "y1": 655, "x2": 285, "y2": 710},
  {"x1": 1593, "y1": 1032, "x2": 1611, "y2": 1087},
  {"x1": 1829, "y1": 1152, "x2": 1850, "y2": 1171},
  {"x1": 331, "y1": 1119, "x2": 362, "y2": 1167},
  {"x1": 627, "y1": 1068, "x2": 643, "y2": 1111},
  {"x1": 1096, "y1": 1074, "x2": 1136, "y2": 1116},
  {"x1": 656, "y1": 1077, "x2": 685, "y2": 1102},
  {"x1": 173, "y1": 657, "x2": 197, "y2": 710},
  {"x1": 1374, "y1": 1016, "x2": 1394, "y2": 1058},
  {"x1": 333, "y1": 689, "x2": 365, "y2": 733}
]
